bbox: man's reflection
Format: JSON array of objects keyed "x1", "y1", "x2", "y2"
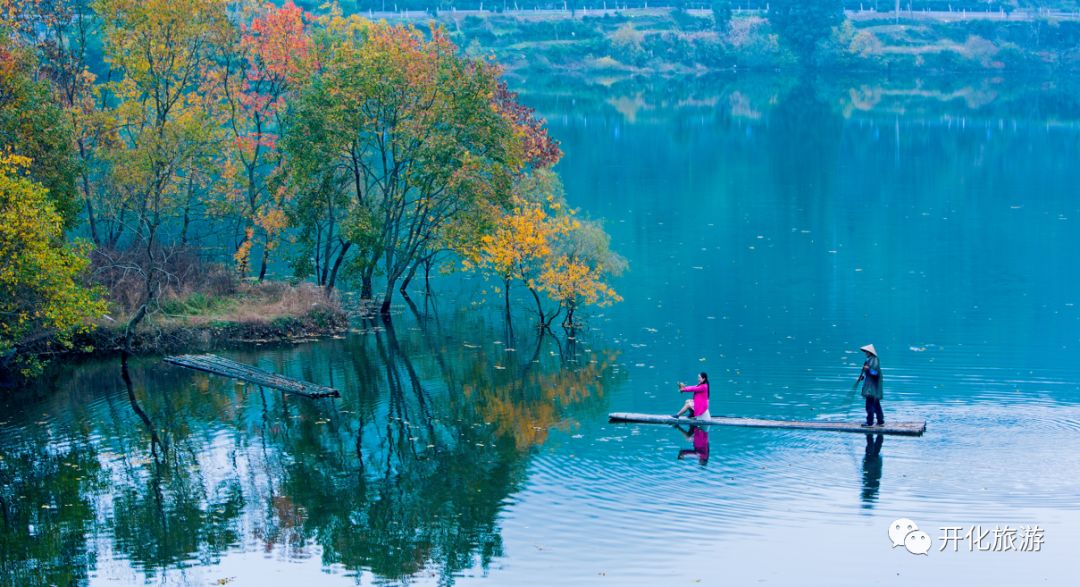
[
  {"x1": 675, "y1": 425, "x2": 709, "y2": 466},
  {"x1": 862, "y1": 433, "x2": 884, "y2": 507}
]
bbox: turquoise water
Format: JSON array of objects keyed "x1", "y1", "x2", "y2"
[{"x1": 3, "y1": 74, "x2": 1080, "y2": 585}]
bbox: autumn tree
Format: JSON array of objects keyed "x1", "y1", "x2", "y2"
[
  {"x1": 288, "y1": 18, "x2": 564, "y2": 314},
  {"x1": 0, "y1": 32, "x2": 79, "y2": 227},
  {"x1": 95, "y1": 0, "x2": 229, "y2": 351},
  {"x1": 540, "y1": 219, "x2": 625, "y2": 331},
  {"x1": 280, "y1": 35, "x2": 365, "y2": 293},
  {"x1": 222, "y1": 0, "x2": 314, "y2": 279},
  {"x1": 3, "y1": 0, "x2": 116, "y2": 246},
  {"x1": 469, "y1": 169, "x2": 570, "y2": 327},
  {"x1": 0, "y1": 155, "x2": 106, "y2": 377},
  {"x1": 396, "y1": 79, "x2": 562, "y2": 299}
]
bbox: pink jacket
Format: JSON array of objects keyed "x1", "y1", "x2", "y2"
[{"x1": 681, "y1": 383, "x2": 709, "y2": 416}]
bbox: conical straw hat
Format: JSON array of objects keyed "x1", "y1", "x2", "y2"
[{"x1": 860, "y1": 344, "x2": 877, "y2": 356}]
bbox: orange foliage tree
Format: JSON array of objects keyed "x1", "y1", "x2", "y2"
[{"x1": 223, "y1": 0, "x2": 314, "y2": 279}]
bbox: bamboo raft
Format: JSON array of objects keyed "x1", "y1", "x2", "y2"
[
  {"x1": 608, "y1": 412, "x2": 926, "y2": 436},
  {"x1": 164, "y1": 354, "x2": 340, "y2": 398}
]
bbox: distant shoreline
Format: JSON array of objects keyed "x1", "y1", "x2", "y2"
[
  {"x1": 366, "y1": 7, "x2": 1080, "y2": 74},
  {"x1": 364, "y1": 6, "x2": 1080, "y2": 23}
]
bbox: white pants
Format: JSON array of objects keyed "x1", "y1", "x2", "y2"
[{"x1": 683, "y1": 399, "x2": 711, "y2": 419}]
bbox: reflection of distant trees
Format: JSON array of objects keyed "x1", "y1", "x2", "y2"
[
  {"x1": 0, "y1": 436, "x2": 101, "y2": 586},
  {"x1": 108, "y1": 364, "x2": 246, "y2": 575},
  {"x1": 0, "y1": 308, "x2": 622, "y2": 583},
  {"x1": 519, "y1": 73, "x2": 1080, "y2": 128}
]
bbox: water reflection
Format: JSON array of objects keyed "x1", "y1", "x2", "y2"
[
  {"x1": 0, "y1": 421, "x2": 101, "y2": 586},
  {"x1": 861, "y1": 434, "x2": 884, "y2": 509},
  {"x1": 0, "y1": 309, "x2": 622, "y2": 584},
  {"x1": 674, "y1": 425, "x2": 710, "y2": 466}
]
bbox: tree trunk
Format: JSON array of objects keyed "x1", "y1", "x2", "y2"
[
  {"x1": 180, "y1": 202, "x2": 192, "y2": 246},
  {"x1": 563, "y1": 303, "x2": 576, "y2": 330},
  {"x1": 124, "y1": 300, "x2": 148, "y2": 355},
  {"x1": 401, "y1": 261, "x2": 422, "y2": 295},
  {"x1": 257, "y1": 232, "x2": 270, "y2": 282},
  {"x1": 326, "y1": 241, "x2": 351, "y2": 293},
  {"x1": 180, "y1": 174, "x2": 195, "y2": 246},
  {"x1": 235, "y1": 225, "x2": 253, "y2": 275},
  {"x1": 257, "y1": 247, "x2": 269, "y2": 281},
  {"x1": 527, "y1": 285, "x2": 546, "y2": 327},
  {"x1": 79, "y1": 163, "x2": 100, "y2": 246},
  {"x1": 380, "y1": 280, "x2": 396, "y2": 316},
  {"x1": 124, "y1": 230, "x2": 159, "y2": 354},
  {"x1": 360, "y1": 262, "x2": 375, "y2": 299}
]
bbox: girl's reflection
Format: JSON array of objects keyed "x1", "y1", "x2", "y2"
[{"x1": 674, "y1": 425, "x2": 709, "y2": 466}]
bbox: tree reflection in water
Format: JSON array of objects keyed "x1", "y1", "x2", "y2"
[{"x1": 0, "y1": 308, "x2": 622, "y2": 584}]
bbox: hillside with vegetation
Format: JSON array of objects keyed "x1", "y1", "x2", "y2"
[{"x1": 356, "y1": 2, "x2": 1080, "y2": 74}]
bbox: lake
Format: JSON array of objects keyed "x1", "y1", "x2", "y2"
[{"x1": 2, "y1": 72, "x2": 1079, "y2": 585}]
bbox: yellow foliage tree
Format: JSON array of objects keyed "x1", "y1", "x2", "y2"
[
  {"x1": 539, "y1": 219, "x2": 625, "y2": 331},
  {"x1": 471, "y1": 171, "x2": 573, "y2": 326},
  {"x1": 0, "y1": 155, "x2": 106, "y2": 376},
  {"x1": 96, "y1": 0, "x2": 230, "y2": 351}
]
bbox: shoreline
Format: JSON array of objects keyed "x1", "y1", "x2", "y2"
[{"x1": 2, "y1": 281, "x2": 351, "y2": 387}]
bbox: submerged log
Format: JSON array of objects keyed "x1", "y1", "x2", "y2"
[
  {"x1": 608, "y1": 412, "x2": 926, "y2": 436},
  {"x1": 164, "y1": 354, "x2": 340, "y2": 398}
]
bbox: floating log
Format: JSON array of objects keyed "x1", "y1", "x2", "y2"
[
  {"x1": 164, "y1": 354, "x2": 339, "y2": 398},
  {"x1": 608, "y1": 412, "x2": 926, "y2": 436}
]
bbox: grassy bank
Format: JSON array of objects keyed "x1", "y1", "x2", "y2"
[
  {"x1": 82, "y1": 280, "x2": 349, "y2": 356},
  {"x1": 3, "y1": 277, "x2": 347, "y2": 387},
  {"x1": 6, "y1": 247, "x2": 350, "y2": 379},
  {"x1": 371, "y1": 8, "x2": 1080, "y2": 74}
]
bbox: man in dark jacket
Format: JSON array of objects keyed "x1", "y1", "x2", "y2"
[{"x1": 859, "y1": 344, "x2": 884, "y2": 427}]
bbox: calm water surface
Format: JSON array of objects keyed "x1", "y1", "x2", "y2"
[{"x1": 2, "y1": 73, "x2": 1080, "y2": 585}]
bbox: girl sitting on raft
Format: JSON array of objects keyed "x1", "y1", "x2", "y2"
[{"x1": 673, "y1": 372, "x2": 711, "y2": 419}]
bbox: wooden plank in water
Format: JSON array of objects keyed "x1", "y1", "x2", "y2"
[
  {"x1": 608, "y1": 412, "x2": 926, "y2": 436},
  {"x1": 164, "y1": 354, "x2": 339, "y2": 398}
]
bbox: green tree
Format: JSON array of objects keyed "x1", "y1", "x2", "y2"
[
  {"x1": 0, "y1": 155, "x2": 105, "y2": 377},
  {"x1": 768, "y1": 0, "x2": 843, "y2": 65},
  {"x1": 712, "y1": 0, "x2": 732, "y2": 34},
  {"x1": 0, "y1": 36, "x2": 79, "y2": 228},
  {"x1": 289, "y1": 17, "x2": 548, "y2": 315}
]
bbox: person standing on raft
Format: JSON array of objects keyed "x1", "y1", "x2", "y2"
[
  {"x1": 857, "y1": 344, "x2": 884, "y2": 427},
  {"x1": 673, "y1": 372, "x2": 711, "y2": 419}
]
